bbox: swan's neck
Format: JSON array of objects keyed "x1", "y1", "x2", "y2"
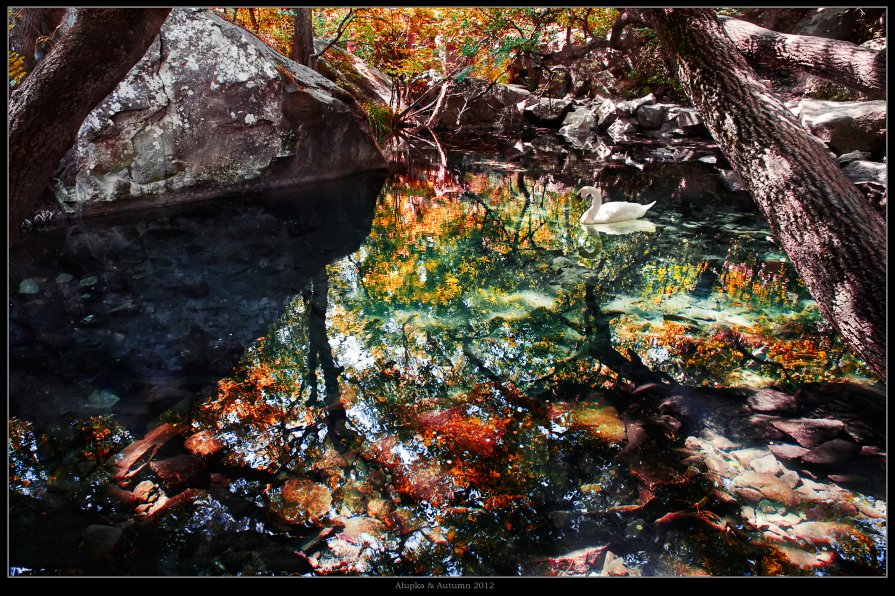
[{"x1": 590, "y1": 194, "x2": 602, "y2": 210}]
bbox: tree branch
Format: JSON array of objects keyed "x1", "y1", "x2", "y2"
[{"x1": 718, "y1": 15, "x2": 885, "y2": 98}]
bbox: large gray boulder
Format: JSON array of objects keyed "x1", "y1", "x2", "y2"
[
  {"x1": 636, "y1": 103, "x2": 673, "y2": 130},
  {"x1": 792, "y1": 99, "x2": 886, "y2": 158},
  {"x1": 52, "y1": 9, "x2": 385, "y2": 216},
  {"x1": 843, "y1": 160, "x2": 886, "y2": 186},
  {"x1": 791, "y1": 8, "x2": 886, "y2": 43},
  {"x1": 437, "y1": 79, "x2": 530, "y2": 132},
  {"x1": 560, "y1": 107, "x2": 607, "y2": 152},
  {"x1": 617, "y1": 93, "x2": 656, "y2": 117},
  {"x1": 606, "y1": 117, "x2": 638, "y2": 143},
  {"x1": 523, "y1": 97, "x2": 574, "y2": 126},
  {"x1": 594, "y1": 98, "x2": 622, "y2": 131}
]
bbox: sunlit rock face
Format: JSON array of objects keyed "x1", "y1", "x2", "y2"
[
  {"x1": 436, "y1": 78, "x2": 531, "y2": 133},
  {"x1": 792, "y1": 99, "x2": 886, "y2": 158},
  {"x1": 52, "y1": 8, "x2": 386, "y2": 216}
]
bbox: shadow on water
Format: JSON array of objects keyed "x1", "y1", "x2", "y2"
[{"x1": 9, "y1": 173, "x2": 385, "y2": 430}]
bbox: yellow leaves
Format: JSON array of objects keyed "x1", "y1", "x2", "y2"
[{"x1": 8, "y1": 51, "x2": 26, "y2": 86}]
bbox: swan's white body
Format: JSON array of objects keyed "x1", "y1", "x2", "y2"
[{"x1": 578, "y1": 186, "x2": 655, "y2": 224}]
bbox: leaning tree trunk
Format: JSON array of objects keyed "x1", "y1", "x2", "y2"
[
  {"x1": 718, "y1": 16, "x2": 886, "y2": 99},
  {"x1": 631, "y1": 8, "x2": 886, "y2": 380},
  {"x1": 8, "y1": 8, "x2": 171, "y2": 244}
]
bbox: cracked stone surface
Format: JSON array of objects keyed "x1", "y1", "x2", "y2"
[{"x1": 52, "y1": 8, "x2": 384, "y2": 216}]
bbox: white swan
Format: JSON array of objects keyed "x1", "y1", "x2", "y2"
[{"x1": 578, "y1": 186, "x2": 656, "y2": 224}]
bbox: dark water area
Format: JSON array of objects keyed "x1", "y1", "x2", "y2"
[{"x1": 8, "y1": 136, "x2": 886, "y2": 576}]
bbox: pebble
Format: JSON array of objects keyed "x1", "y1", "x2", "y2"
[
  {"x1": 750, "y1": 454, "x2": 781, "y2": 475},
  {"x1": 730, "y1": 448, "x2": 768, "y2": 467},
  {"x1": 133, "y1": 480, "x2": 160, "y2": 503},
  {"x1": 18, "y1": 279, "x2": 40, "y2": 294},
  {"x1": 778, "y1": 469, "x2": 800, "y2": 489}
]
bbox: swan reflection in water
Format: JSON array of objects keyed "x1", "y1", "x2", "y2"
[{"x1": 577, "y1": 219, "x2": 657, "y2": 258}]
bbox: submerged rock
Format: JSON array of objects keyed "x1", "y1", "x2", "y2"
[
  {"x1": 769, "y1": 418, "x2": 846, "y2": 448},
  {"x1": 79, "y1": 524, "x2": 125, "y2": 561},
  {"x1": 149, "y1": 454, "x2": 209, "y2": 493},
  {"x1": 269, "y1": 478, "x2": 334, "y2": 526},
  {"x1": 800, "y1": 438, "x2": 859, "y2": 465},
  {"x1": 768, "y1": 443, "x2": 811, "y2": 462},
  {"x1": 53, "y1": 8, "x2": 385, "y2": 216},
  {"x1": 184, "y1": 430, "x2": 225, "y2": 458},
  {"x1": 18, "y1": 278, "x2": 40, "y2": 294},
  {"x1": 731, "y1": 471, "x2": 798, "y2": 507},
  {"x1": 747, "y1": 388, "x2": 798, "y2": 413},
  {"x1": 313, "y1": 515, "x2": 390, "y2": 574},
  {"x1": 773, "y1": 545, "x2": 835, "y2": 569},
  {"x1": 548, "y1": 400, "x2": 627, "y2": 445},
  {"x1": 533, "y1": 545, "x2": 607, "y2": 576}
]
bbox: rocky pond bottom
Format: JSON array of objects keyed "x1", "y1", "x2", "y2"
[{"x1": 9, "y1": 141, "x2": 886, "y2": 576}]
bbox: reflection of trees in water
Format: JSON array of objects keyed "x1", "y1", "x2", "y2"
[
  {"x1": 301, "y1": 266, "x2": 353, "y2": 448},
  {"x1": 583, "y1": 274, "x2": 670, "y2": 389}
]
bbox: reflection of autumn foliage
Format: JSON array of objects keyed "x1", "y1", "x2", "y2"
[
  {"x1": 718, "y1": 245, "x2": 797, "y2": 309},
  {"x1": 612, "y1": 314, "x2": 871, "y2": 387},
  {"x1": 367, "y1": 436, "x2": 457, "y2": 506},
  {"x1": 9, "y1": 418, "x2": 45, "y2": 491},
  {"x1": 202, "y1": 360, "x2": 290, "y2": 429},
  {"x1": 194, "y1": 356, "x2": 303, "y2": 472},
  {"x1": 641, "y1": 260, "x2": 708, "y2": 303},
  {"x1": 417, "y1": 405, "x2": 510, "y2": 457},
  {"x1": 357, "y1": 171, "x2": 573, "y2": 311},
  {"x1": 79, "y1": 416, "x2": 132, "y2": 462}
]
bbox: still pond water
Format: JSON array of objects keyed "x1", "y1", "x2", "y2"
[{"x1": 9, "y1": 138, "x2": 886, "y2": 576}]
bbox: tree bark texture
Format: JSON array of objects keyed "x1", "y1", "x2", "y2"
[
  {"x1": 719, "y1": 16, "x2": 886, "y2": 99},
  {"x1": 292, "y1": 8, "x2": 315, "y2": 69},
  {"x1": 632, "y1": 9, "x2": 886, "y2": 380},
  {"x1": 8, "y1": 8, "x2": 172, "y2": 244}
]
